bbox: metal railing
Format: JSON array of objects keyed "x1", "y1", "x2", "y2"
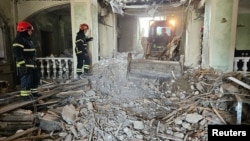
[
  {"x1": 36, "y1": 57, "x2": 73, "y2": 80},
  {"x1": 234, "y1": 57, "x2": 250, "y2": 75}
]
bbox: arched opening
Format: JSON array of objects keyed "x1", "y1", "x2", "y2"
[{"x1": 25, "y1": 4, "x2": 72, "y2": 58}]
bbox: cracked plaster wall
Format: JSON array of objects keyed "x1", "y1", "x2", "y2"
[
  {"x1": 184, "y1": 9, "x2": 203, "y2": 67},
  {"x1": 203, "y1": 0, "x2": 238, "y2": 72}
]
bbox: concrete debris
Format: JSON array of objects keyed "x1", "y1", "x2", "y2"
[
  {"x1": 0, "y1": 52, "x2": 249, "y2": 141},
  {"x1": 61, "y1": 104, "x2": 77, "y2": 124},
  {"x1": 185, "y1": 113, "x2": 203, "y2": 123},
  {"x1": 132, "y1": 120, "x2": 144, "y2": 130},
  {"x1": 221, "y1": 83, "x2": 239, "y2": 93},
  {"x1": 39, "y1": 119, "x2": 62, "y2": 132}
]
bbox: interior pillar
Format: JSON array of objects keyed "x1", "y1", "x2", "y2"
[{"x1": 202, "y1": 0, "x2": 238, "y2": 72}]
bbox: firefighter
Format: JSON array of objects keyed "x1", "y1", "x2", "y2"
[
  {"x1": 12, "y1": 21, "x2": 41, "y2": 101},
  {"x1": 75, "y1": 23, "x2": 93, "y2": 79}
]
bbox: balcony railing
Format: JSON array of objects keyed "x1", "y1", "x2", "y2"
[
  {"x1": 35, "y1": 57, "x2": 248, "y2": 80},
  {"x1": 36, "y1": 57, "x2": 73, "y2": 80},
  {"x1": 234, "y1": 57, "x2": 250, "y2": 75}
]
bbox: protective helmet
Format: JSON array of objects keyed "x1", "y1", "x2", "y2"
[
  {"x1": 80, "y1": 23, "x2": 89, "y2": 31},
  {"x1": 17, "y1": 21, "x2": 33, "y2": 32}
]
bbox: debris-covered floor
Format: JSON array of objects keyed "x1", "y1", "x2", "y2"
[{"x1": 0, "y1": 52, "x2": 250, "y2": 141}]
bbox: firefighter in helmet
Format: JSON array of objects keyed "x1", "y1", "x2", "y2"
[
  {"x1": 75, "y1": 23, "x2": 93, "y2": 79},
  {"x1": 12, "y1": 21, "x2": 41, "y2": 101}
]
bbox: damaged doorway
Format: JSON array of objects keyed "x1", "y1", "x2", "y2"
[
  {"x1": 26, "y1": 3, "x2": 71, "y2": 58},
  {"x1": 41, "y1": 30, "x2": 53, "y2": 57},
  {"x1": 117, "y1": 14, "x2": 138, "y2": 52}
]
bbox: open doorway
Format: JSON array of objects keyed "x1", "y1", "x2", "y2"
[
  {"x1": 117, "y1": 14, "x2": 138, "y2": 52},
  {"x1": 41, "y1": 30, "x2": 53, "y2": 57},
  {"x1": 138, "y1": 16, "x2": 166, "y2": 38},
  {"x1": 26, "y1": 3, "x2": 71, "y2": 58},
  {"x1": 138, "y1": 16, "x2": 167, "y2": 56}
]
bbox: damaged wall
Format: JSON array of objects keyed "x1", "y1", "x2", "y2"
[
  {"x1": 0, "y1": 0, "x2": 15, "y2": 35},
  {"x1": 184, "y1": 9, "x2": 203, "y2": 67},
  {"x1": 202, "y1": 0, "x2": 238, "y2": 72},
  {"x1": 117, "y1": 14, "x2": 138, "y2": 52},
  {"x1": 202, "y1": 0, "x2": 211, "y2": 69},
  {"x1": 27, "y1": 13, "x2": 71, "y2": 57},
  {"x1": 16, "y1": 0, "x2": 69, "y2": 21},
  {"x1": 90, "y1": 0, "x2": 99, "y2": 64},
  {"x1": 0, "y1": 0, "x2": 15, "y2": 63},
  {"x1": 98, "y1": 12, "x2": 117, "y2": 58},
  {"x1": 12, "y1": 1, "x2": 73, "y2": 57}
]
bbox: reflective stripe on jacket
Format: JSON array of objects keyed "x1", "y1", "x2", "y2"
[{"x1": 12, "y1": 32, "x2": 37, "y2": 68}]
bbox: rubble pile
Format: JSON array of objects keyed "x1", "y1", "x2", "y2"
[{"x1": 0, "y1": 52, "x2": 249, "y2": 141}]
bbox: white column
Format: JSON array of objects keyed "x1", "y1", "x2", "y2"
[{"x1": 202, "y1": 0, "x2": 239, "y2": 72}]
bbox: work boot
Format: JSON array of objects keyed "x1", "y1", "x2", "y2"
[
  {"x1": 80, "y1": 74, "x2": 86, "y2": 79},
  {"x1": 77, "y1": 74, "x2": 86, "y2": 80},
  {"x1": 84, "y1": 71, "x2": 93, "y2": 76},
  {"x1": 21, "y1": 96, "x2": 34, "y2": 101},
  {"x1": 32, "y1": 92, "x2": 42, "y2": 98}
]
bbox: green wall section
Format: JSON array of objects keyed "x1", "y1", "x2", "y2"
[
  {"x1": 236, "y1": 14, "x2": 250, "y2": 50},
  {"x1": 74, "y1": 2, "x2": 87, "y2": 32},
  {"x1": 210, "y1": 0, "x2": 234, "y2": 71}
]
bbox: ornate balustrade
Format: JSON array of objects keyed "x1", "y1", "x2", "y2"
[
  {"x1": 36, "y1": 57, "x2": 73, "y2": 80},
  {"x1": 35, "y1": 57, "x2": 248, "y2": 80},
  {"x1": 234, "y1": 57, "x2": 250, "y2": 75}
]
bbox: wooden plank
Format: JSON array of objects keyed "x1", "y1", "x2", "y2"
[
  {"x1": 0, "y1": 79, "x2": 87, "y2": 114},
  {"x1": 16, "y1": 133, "x2": 60, "y2": 140},
  {"x1": 0, "y1": 121, "x2": 32, "y2": 125},
  {"x1": 0, "y1": 101, "x2": 35, "y2": 114},
  {"x1": 0, "y1": 88, "x2": 63, "y2": 114},
  {"x1": 0, "y1": 124, "x2": 33, "y2": 131},
  {"x1": 0, "y1": 114, "x2": 34, "y2": 122},
  {"x1": 3, "y1": 127, "x2": 38, "y2": 141}
]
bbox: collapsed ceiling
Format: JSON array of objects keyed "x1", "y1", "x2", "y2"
[
  {"x1": 99, "y1": 0, "x2": 200, "y2": 16},
  {"x1": 120, "y1": 0, "x2": 184, "y2": 6}
]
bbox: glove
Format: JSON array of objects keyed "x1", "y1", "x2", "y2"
[{"x1": 87, "y1": 37, "x2": 93, "y2": 42}]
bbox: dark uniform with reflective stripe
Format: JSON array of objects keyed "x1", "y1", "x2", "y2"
[
  {"x1": 12, "y1": 32, "x2": 40, "y2": 98},
  {"x1": 75, "y1": 30, "x2": 92, "y2": 76}
]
